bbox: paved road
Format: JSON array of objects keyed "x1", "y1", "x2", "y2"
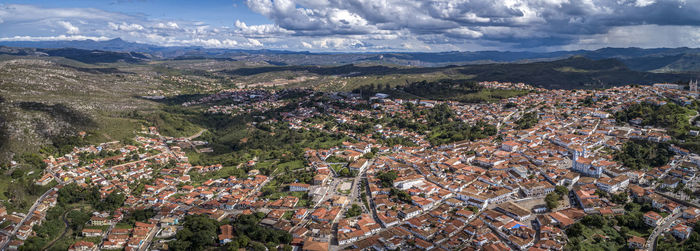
[
  {"x1": 0, "y1": 187, "x2": 56, "y2": 250},
  {"x1": 647, "y1": 212, "x2": 681, "y2": 251},
  {"x1": 348, "y1": 160, "x2": 371, "y2": 206},
  {"x1": 138, "y1": 225, "x2": 159, "y2": 251}
]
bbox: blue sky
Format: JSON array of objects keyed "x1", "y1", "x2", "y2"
[
  {"x1": 0, "y1": 0, "x2": 699, "y2": 52},
  {"x1": 2, "y1": 0, "x2": 270, "y2": 26}
]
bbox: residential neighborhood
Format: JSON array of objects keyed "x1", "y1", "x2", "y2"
[{"x1": 2, "y1": 81, "x2": 700, "y2": 251}]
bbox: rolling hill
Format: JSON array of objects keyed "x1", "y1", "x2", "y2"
[{"x1": 1, "y1": 38, "x2": 700, "y2": 73}]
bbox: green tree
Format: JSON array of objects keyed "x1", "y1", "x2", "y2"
[
  {"x1": 172, "y1": 215, "x2": 218, "y2": 250},
  {"x1": 376, "y1": 171, "x2": 398, "y2": 187},
  {"x1": 516, "y1": 112, "x2": 539, "y2": 129},
  {"x1": 545, "y1": 193, "x2": 559, "y2": 210},
  {"x1": 567, "y1": 222, "x2": 584, "y2": 237},
  {"x1": 554, "y1": 186, "x2": 568, "y2": 197},
  {"x1": 345, "y1": 204, "x2": 362, "y2": 218}
]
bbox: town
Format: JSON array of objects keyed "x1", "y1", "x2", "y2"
[{"x1": 2, "y1": 80, "x2": 700, "y2": 251}]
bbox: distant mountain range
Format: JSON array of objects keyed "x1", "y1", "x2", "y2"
[{"x1": 1, "y1": 38, "x2": 700, "y2": 74}]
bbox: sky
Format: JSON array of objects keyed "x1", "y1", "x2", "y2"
[{"x1": 0, "y1": 0, "x2": 699, "y2": 52}]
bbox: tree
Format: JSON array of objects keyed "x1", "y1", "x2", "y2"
[
  {"x1": 171, "y1": 215, "x2": 218, "y2": 250},
  {"x1": 567, "y1": 222, "x2": 584, "y2": 237},
  {"x1": 390, "y1": 188, "x2": 412, "y2": 203},
  {"x1": 554, "y1": 186, "x2": 568, "y2": 197},
  {"x1": 377, "y1": 171, "x2": 398, "y2": 187},
  {"x1": 66, "y1": 210, "x2": 90, "y2": 231},
  {"x1": 582, "y1": 214, "x2": 606, "y2": 228},
  {"x1": 10, "y1": 169, "x2": 24, "y2": 179},
  {"x1": 516, "y1": 112, "x2": 539, "y2": 129},
  {"x1": 338, "y1": 168, "x2": 351, "y2": 177},
  {"x1": 545, "y1": 193, "x2": 559, "y2": 210},
  {"x1": 95, "y1": 191, "x2": 125, "y2": 211},
  {"x1": 345, "y1": 204, "x2": 362, "y2": 218},
  {"x1": 614, "y1": 140, "x2": 672, "y2": 170},
  {"x1": 611, "y1": 192, "x2": 628, "y2": 204}
]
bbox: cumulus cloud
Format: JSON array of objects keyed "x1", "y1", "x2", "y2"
[
  {"x1": 108, "y1": 22, "x2": 144, "y2": 31},
  {"x1": 244, "y1": 0, "x2": 700, "y2": 49},
  {"x1": 0, "y1": 4, "x2": 273, "y2": 49},
  {"x1": 0, "y1": 2, "x2": 699, "y2": 51},
  {"x1": 154, "y1": 22, "x2": 180, "y2": 29},
  {"x1": 234, "y1": 20, "x2": 291, "y2": 36},
  {"x1": 57, "y1": 21, "x2": 80, "y2": 34}
]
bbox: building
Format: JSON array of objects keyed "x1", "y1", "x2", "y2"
[
  {"x1": 671, "y1": 224, "x2": 693, "y2": 240},
  {"x1": 289, "y1": 183, "x2": 311, "y2": 192},
  {"x1": 501, "y1": 141, "x2": 520, "y2": 152},
  {"x1": 691, "y1": 79, "x2": 698, "y2": 92},
  {"x1": 682, "y1": 207, "x2": 700, "y2": 219},
  {"x1": 35, "y1": 174, "x2": 54, "y2": 186},
  {"x1": 303, "y1": 238, "x2": 329, "y2": 251},
  {"x1": 520, "y1": 181, "x2": 555, "y2": 197},
  {"x1": 81, "y1": 228, "x2": 103, "y2": 237},
  {"x1": 653, "y1": 83, "x2": 683, "y2": 90},
  {"x1": 68, "y1": 241, "x2": 97, "y2": 251},
  {"x1": 495, "y1": 202, "x2": 532, "y2": 221},
  {"x1": 595, "y1": 176, "x2": 629, "y2": 193},
  {"x1": 572, "y1": 157, "x2": 601, "y2": 177},
  {"x1": 218, "y1": 225, "x2": 234, "y2": 244},
  {"x1": 643, "y1": 211, "x2": 663, "y2": 227},
  {"x1": 627, "y1": 236, "x2": 646, "y2": 249},
  {"x1": 348, "y1": 159, "x2": 369, "y2": 173},
  {"x1": 89, "y1": 216, "x2": 111, "y2": 226},
  {"x1": 313, "y1": 174, "x2": 329, "y2": 185}
]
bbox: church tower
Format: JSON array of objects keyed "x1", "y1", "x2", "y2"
[{"x1": 691, "y1": 79, "x2": 698, "y2": 92}]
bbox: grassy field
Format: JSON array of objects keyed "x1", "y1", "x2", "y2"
[
  {"x1": 0, "y1": 165, "x2": 53, "y2": 213},
  {"x1": 277, "y1": 160, "x2": 305, "y2": 171}
]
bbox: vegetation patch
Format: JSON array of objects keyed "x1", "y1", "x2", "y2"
[{"x1": 614, "y1": 140, "x2": 673, "y2": 170}]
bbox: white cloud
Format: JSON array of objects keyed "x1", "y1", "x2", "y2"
[
  {"x1": 242, "y1": 0, "x2": 699, "y2": 50},
  {"x1": 0, "y1": 2, "x2": 698, "y2": 52},
  {"x1": 154, "y1": 22, "x2": 180, "y2": 29},
  {"x1": 108, "y1": 22, "x2": 144, "y2": 31},
  {"x1": 634, "y1": 0, "x2": 657, "y2": 7},
  {"x1": 246, "y1": 38, "x2": 263, "y2": 47},
  {"x1": 446, "y1": 27, "x2": 483, "y2": 38},
  {"x1": 311, "y1": 37, "x2": 365, "y2": 49},
  {"x1": 234, "y1": 20, "x2": 291, "y2": 35},
  {"x1": 57, "y1": 21, "x2": 80, "y2": 34},
  {"x1": 0, "y1": 35, "x2": 110, "y2": 41}
]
